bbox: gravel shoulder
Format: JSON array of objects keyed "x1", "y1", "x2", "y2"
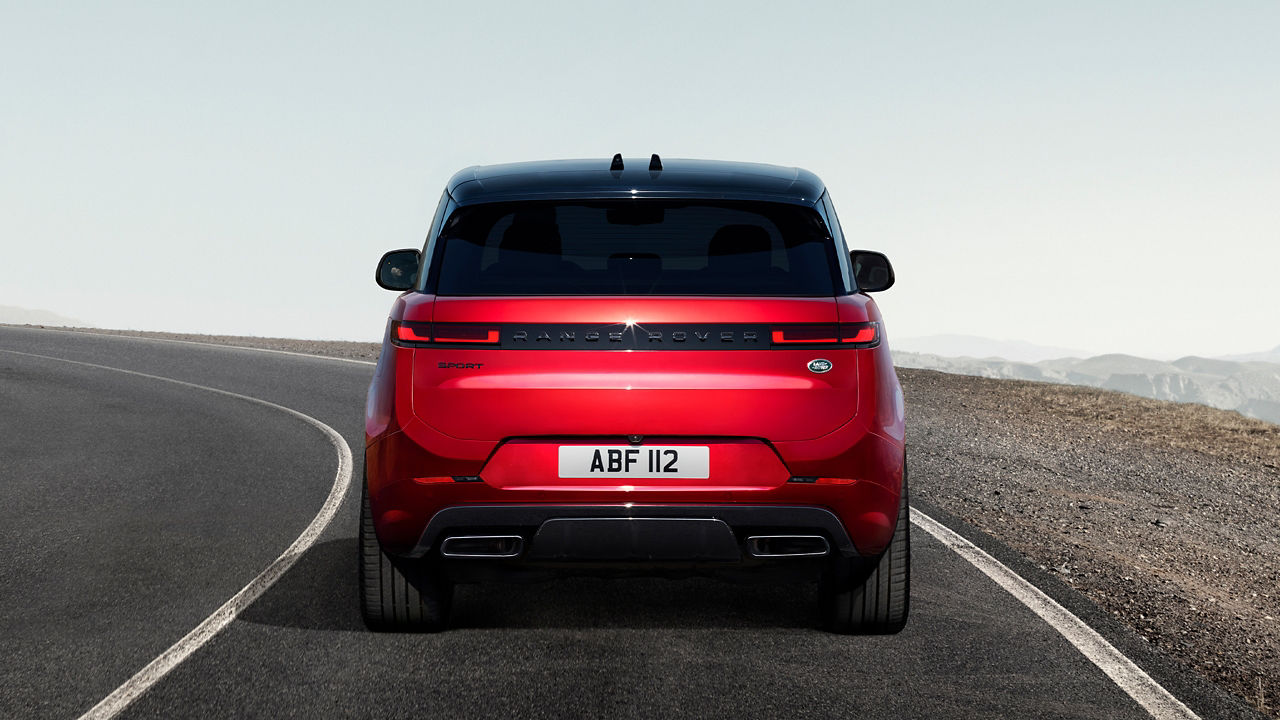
[
  {"x1": 12, "y1": 325, "x2": 1277, "y2": 716},
  {"x1": 901, "y1": 367, "x2": 1278, "y2": 718}
]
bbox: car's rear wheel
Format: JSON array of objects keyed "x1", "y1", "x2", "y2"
[
  {"x1": 820, "y1": 465, "x2": 910, "y2": 634},
  {"x1": 359, "y1": 478, "x2": 452, "y2": 632}
]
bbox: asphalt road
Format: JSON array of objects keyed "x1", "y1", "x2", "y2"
[{"x1": 0, "y1": 327, "x2": 1256, "y2": 719}]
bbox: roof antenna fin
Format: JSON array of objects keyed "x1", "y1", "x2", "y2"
[
  {"x1": 649, "y1": 153, "x2": 662, "y2": 171},
  {"x1": 610, "y1": 153, "x2": 624, "y2": 171}
]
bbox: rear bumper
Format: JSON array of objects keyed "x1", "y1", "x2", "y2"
[
  {"x1": 366, "y1": 415, "x2": 905, "y2": 561},
  {"x1": 404, "y1": 504, "x2": 859, "y2": 560}
]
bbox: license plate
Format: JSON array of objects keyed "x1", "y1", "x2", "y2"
[{"x1": 558, "y1": 446, "x2": 710, "y2": 479}]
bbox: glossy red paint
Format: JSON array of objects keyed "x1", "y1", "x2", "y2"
[
  {"x1": 365, "y1": 292, "x2": 906, "y2": 558},
  {"x1": 415, "y1": 297, "x2": 855, "y2": 442}
]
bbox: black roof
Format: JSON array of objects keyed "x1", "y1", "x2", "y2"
[{"x1": 446, "y1": 157, "x2": 826, "y2": 207}]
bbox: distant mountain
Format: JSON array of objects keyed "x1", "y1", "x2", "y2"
[
  {"x1": 1067, "y1": 354, "x2": 1184, "y2": 379},
  {"x1": 0, "y1": 305, "x2": 88, "y2": 327},
  {"x1": 894, "y1": 349, "x2": 1280, "y2": 425},
  {"x1": 1219, "y1": 344, "x2": 1280, "y2": 365},
  {"x1": 890, "y1": 334, "x2": 1088, "y2": 363}
]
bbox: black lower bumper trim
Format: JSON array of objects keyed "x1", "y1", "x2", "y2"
[
  {"x1": 407, "y1": 504, "x2": 859, "y2": 559},
  {"x1": 527, "y1": 517, "x2": 742, "y2": 562}
]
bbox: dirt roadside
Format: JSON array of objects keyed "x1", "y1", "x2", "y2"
[
  {"x1": 13, "y1": 325, "x2": 1278, "y2": 716},
  {"x1": 901, "y1": 367, "x2": 1278, "y2": 717}
]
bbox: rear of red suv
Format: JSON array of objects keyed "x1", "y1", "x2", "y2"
[{"x1": 362, "y1": 156, "x2": 907, "y2": 633}]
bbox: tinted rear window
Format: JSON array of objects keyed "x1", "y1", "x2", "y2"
[{"x1": 431, "y1": 200, "x2": 838, "y2": 296}]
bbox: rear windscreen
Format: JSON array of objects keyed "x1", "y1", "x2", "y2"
[{"x1": 431, "y1": 200, "x2": 838, "y2": 296}]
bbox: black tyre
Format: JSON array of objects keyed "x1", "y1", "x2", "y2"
[
  {"x1": 820, "y1": 465, "x2": 910, "y2": 634},
  {"x1": 359, "y1": 479, "x2": 452, "y2": 632}
]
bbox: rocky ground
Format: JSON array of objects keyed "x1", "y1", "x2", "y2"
[
  {"x1": 11, "y1": 325, "x2": 1278, "y2": 716},
  {"x1": 902, "y1": 368, "x2": 1278, "y2": 717}
]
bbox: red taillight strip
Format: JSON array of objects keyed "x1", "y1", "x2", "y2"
[
  {"x1": 393, "y1": 322, "x2": 878, "y2": 348},
  {"x1": 769, "y1": 322, "x2": 878, "y2": 348},
  {"x1": 771, "y1": 324, "x2": 839, "y2": 344},
  {"x1": 839, "y1": 322, "x2": 878, "y2": 345},
  {"x1": 432, "y1": 324, "x2": 500, "y2": 344},
  {"x1": 390, "y1": 321, "x2": 500, "y2": 346},
  {"x1": 392, "y1": 320, "x2": 432, "y2": 345}
]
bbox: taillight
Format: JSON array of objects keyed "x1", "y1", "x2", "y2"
[
  {"x1": 431, "y1": 324, "x2": 500, "y2": 344},
  {"x1": 390, "y1": 321, "x2": 500, "y2": 347},
  {"x1": 771, "y1": 324, "x2": 839, "y2": 344},
  {"x1": 392, "y1": 320, "x2": 432, "y2": 346},
  {"x1": 840, "y1": 323, "x2": 878, "y2": 345},
  {"x1": 769, "y1": 322, "x2": 878, "y2": 348}
]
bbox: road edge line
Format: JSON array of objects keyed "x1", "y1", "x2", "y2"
[{"x1": 910, "y1": 507, "x2": 1200, "y2": 720}]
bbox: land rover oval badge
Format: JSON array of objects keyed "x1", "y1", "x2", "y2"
[{"x1": 808, "y1": 358, "x2": 833, "y2": 374}]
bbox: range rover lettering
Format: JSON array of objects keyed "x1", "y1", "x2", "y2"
[{"x1": 363, "y1": 154, "x2": 907, "y2": 633}]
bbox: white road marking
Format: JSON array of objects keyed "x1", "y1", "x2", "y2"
[
  {"x1": 3, "y1": 325, "x2": 378, "y2": 365},
  {"x1": 910, "y1": 508, "x2": 1200, "y2": 720},
  {"x1": 0, "y1": 350, "x2": 355, "y2": 720}
]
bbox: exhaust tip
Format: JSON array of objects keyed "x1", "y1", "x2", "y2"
[
  {"x1": 440, "y1": 535, "x2": 524, "y2": 558},
  {"x1": 746, "y1": 535, "x2": 829, "y2": 558}
]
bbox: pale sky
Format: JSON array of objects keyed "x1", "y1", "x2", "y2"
[{"x1": 3, "y1": 1, "x2": 1277, "y2": 359}]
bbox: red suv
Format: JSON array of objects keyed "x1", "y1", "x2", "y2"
[{"x1": 363, "y1": 155, "x2": 907, "y2": 633}]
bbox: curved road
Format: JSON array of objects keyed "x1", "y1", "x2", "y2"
[{"x1": 0, "y1": 327, "x2": 1257, "y2": 719}]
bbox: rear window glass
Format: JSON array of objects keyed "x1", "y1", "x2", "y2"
[{"x1": 432, "y1": 200, "x2": 838, "y2": 296}]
